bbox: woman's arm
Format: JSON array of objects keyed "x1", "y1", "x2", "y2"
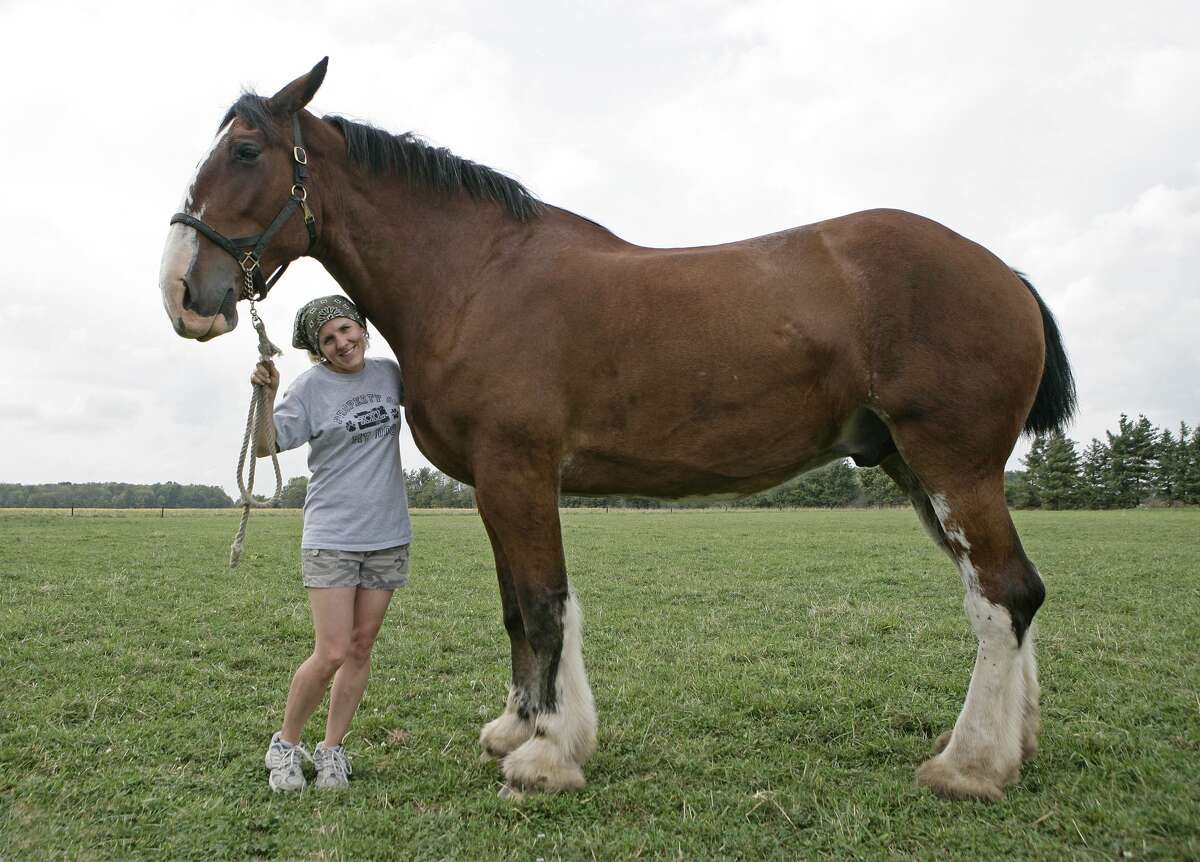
[{"x1": 250, "y1": 360, "x2": 281, "y2": 458}]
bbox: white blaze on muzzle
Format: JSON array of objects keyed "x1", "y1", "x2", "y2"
[{"x1": 159, "y1": 123, "x2": 232, "y2": 338}]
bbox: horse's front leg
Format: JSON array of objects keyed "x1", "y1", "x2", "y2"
[
  {"x1": 474, "y1": 457, "x2": 597, "y2": 795},
  {"x1": 478, "y1": 518, "x2": 538, "y2": 760}
]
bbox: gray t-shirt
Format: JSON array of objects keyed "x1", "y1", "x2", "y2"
[{"x1": 273, "y1": 356, "x2": 411, "y2": 551}]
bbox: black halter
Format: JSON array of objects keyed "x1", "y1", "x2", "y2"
[{"x1": 170, "y1": 114, "x2": 317, "y2": 301}]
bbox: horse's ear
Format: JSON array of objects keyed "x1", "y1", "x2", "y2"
[{"x1": 268, "y1": 57, "x2": 329, "y2": 116}]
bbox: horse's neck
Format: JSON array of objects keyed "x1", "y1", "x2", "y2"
[
  {"x1": 315, "y1": 180, "x2": 521, "y2": 349},
  {"x1": 314, "y1": 175, "x2": 624, "y2": 361}
]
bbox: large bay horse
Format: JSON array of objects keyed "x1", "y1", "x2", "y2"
[{"x1": 159, "y1": 59, "x2": 1075, "y2": 802}]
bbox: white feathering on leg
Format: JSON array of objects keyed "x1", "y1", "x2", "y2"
[
  {"x1": 554, "y1": 590, "x2": 597, "y2": 764},
  {"x1": 501, "y1": 589, "x2": 597, "y2": 792},
  {"x1": 479, "y1": 685, "x2": 535, "y2": 759}
]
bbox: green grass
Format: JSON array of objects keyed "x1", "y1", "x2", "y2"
[{"x1": 1, "y1": 508, "x2": 1197, "y2": 860}]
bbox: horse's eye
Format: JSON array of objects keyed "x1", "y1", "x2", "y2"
[{"x1": 235, "y1": 143, "x2": 261, "y2": 162}]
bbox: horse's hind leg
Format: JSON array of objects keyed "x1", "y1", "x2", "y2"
[{"x1": 883, "y1": 454, "x2": 1043, "y2": 800}]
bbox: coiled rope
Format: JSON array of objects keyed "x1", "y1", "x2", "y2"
[{"x1": 229, "y1": 300, "x2": 284, "y2": 569}]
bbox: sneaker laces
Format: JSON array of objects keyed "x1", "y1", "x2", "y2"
[
  {"x1": 274, "y1": 741, "x2": 313, "y2": 773},
  {"x1": 317, "y1": 745, "x2": 352, "y2": 782}
]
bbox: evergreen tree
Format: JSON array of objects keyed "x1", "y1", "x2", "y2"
[
  {"x1": 1183, "y1": 424, "x2": 1200, "y2": 504},
  {"x1": 1106, "y1": 414, "x2": 1159, "y2": 507},
  {"x1": 1153, "y1": 427, "x2": 1182, "y2": 503},
  {"x1": 1079, "y1": 438, "x2": 1114, "y2": 508},
  {"x1": 1020, "y1": 435, "x2": 1049, "y2": 508},
  {"x1": 1038, "y1": 432, "x2": 1082, "y2": 509}
]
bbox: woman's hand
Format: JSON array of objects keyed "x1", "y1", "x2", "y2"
[{"x1": 251, "y1": 360, "x2": 280, "y2": 394}]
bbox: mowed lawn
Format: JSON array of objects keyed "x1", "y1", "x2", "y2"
[{"x1": 0, "y1": 508, "x2": 1197, "y2": 860}]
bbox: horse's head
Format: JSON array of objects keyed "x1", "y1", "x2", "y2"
[{"x1": 159, "y1": 58, "x2": 328, "y2": 341}]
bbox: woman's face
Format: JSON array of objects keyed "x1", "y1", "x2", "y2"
[{"x1": 318, "y1": 317, "x2": 367, "y2": 373}]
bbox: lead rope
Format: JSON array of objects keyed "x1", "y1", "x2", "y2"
[{"x1": 229, "y1": 295, "x2": 284, "y2": 569}]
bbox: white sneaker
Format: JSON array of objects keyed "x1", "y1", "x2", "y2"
[
  {"x1": 313, "y1": 742, "x2": 352, "y2": 790},
  {"x1": 265, "y1": 731, "x2": 312, "y2": 793}
]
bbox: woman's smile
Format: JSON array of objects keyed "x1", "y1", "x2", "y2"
[{"x1": 319, "y1": 317, "x2": 367, "y2": 373}]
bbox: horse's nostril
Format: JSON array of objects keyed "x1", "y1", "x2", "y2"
[{"x1": 181, "y1": 277, "x2": 194, "y2": 312}]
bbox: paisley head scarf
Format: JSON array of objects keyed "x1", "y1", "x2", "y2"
[{"x1": 292, "y1": 295, "x2": 368, "y2": 355}]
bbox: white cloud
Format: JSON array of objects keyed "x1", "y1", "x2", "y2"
[
  {"x1": 1, "y1": 0, "x2": 1198, "y2": 493},
  {"x1": 1004, "y1": 174, "x2": 1200, "y2": 451}
]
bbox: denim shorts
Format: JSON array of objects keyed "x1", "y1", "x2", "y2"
[{"x1": 300, "y1": 544, "x2": 409, "y2": 590}]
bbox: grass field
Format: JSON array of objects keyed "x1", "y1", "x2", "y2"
[{"x1": 1, "y1": 507, "x2": 1197, "y2": 860}]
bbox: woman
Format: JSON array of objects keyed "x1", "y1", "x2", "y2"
[{"x1": 250, "y1": 295, "x2": 411, "y2": 792}]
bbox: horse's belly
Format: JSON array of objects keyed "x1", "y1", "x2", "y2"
[
  {"x1": 560, "y1": 404, "x2": 849, "y2": 498},
  {"x1": 559, "y1": 387, "x2": 892, "y2": 499},
  {"x1": 559, "y1": 445, "x2": 838, "y2": 499}
]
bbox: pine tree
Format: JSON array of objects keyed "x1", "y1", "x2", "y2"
[
  {"x1": 1039, "y1": 432, "x2": 1081, "y2": 509},
  {"x1": 1183, "y1": 424, "x2": 1200, "y2": 504},
  {"x1": 1154, "y1": 427, "x2": 1181, "y2": 503},
  {"x1": 1080, "y1": 438, "x2": 1113, "y2": 508},
  {"x1": 1020, "y1": 435, "x2": 1049, "y2": 508},
  {"x1": 1105, "y1": 414, "x2": 1159, "y2": 507}
]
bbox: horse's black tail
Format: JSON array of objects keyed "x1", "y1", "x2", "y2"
[{"x1": 1014, "y1": 270, "x2": 1077, "y2": 436}]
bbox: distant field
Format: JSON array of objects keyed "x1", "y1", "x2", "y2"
[{"x1": 1, "y1": 508, "x2": 1197, "y2": 860}]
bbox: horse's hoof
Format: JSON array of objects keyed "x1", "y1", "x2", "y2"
[
  {"x1": 502, "y1": 737, "x2": 587, "y2": 793},
  {"x1": 915, "y1": 755, "x2": 1006, "y2": 802},
  {"x1": 931, "y1": 730, "x2": 953, "y2": 755}
]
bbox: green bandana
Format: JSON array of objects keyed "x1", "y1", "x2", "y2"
[{"x1": 292, "y1": 295, "x2": 367, "y2": 355}]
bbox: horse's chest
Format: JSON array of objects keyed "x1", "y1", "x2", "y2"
[{"x1": 404, "y1": 399, "x2": 476, "y2": 484}]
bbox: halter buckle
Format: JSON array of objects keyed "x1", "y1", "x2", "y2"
[
  {"x1": 240, "y1": 251, "x2": 261, "y2": 274},
  {"x1": 293, "y1": 146, "x2": 308, "y2": 165}
]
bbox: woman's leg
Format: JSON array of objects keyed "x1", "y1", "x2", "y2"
[
  {"x1": 280, "y1": 586, "x2": 357, "y2": 743},
  {"x1": 324, "y1": 587, "x2": 394, "y2": 747}
]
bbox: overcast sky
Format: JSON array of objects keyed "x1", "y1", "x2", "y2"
[{"x1": 2, "y1": 0, "x2": 1197, "y2": 498}]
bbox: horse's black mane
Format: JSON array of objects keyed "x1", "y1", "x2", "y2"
[{"x1": 219, "y1": 93, "x2": 542, "y2": 222}]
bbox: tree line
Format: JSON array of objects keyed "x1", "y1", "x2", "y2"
[
  {"x1": 1009, "y1": 414, "x2": 1200, "y2": 509},
  {"x1": 268, "y1": 465, "x2": 896, "y2": 511},
  {"x1": 272, "y1": 467, "x2": 476, "y2": 509},
  {"x1": 0, "y1": 482, "x2": 233, "y2": 509},
  {"x1": 559, "y1": 459, "x2": 909, "y2": 509},
  {"x1": 7, "y1": 415, "x2": 1194, "y2": 511}
]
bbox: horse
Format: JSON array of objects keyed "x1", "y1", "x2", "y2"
[{"x1": 159, "y1": 58, "x2": 1075, "y2": 802}]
